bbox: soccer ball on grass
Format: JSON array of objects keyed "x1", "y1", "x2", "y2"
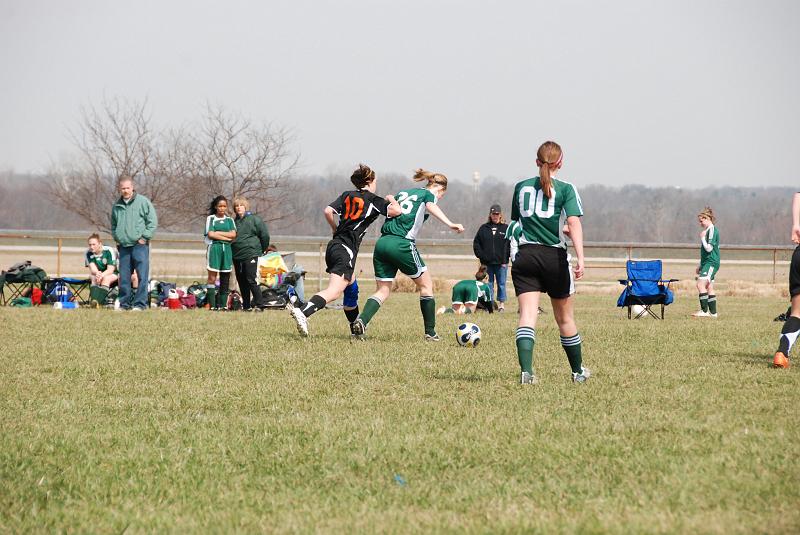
[{"x1": 456, "y1": 322, "x2": 482, "y2": 347}]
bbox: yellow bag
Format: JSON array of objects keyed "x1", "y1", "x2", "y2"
[{"x1": 256, "y1": 252, "x2": 288, "y2": 287}]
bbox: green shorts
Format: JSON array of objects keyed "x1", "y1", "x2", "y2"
[
  {"x1": 207, "y1": 242, "x2": 233, "y2": 272},
  {"x1": 698, "y1": 263, "x2": 718, "y2": 281},
  {"x1": 373, "y1": 235, "x2": 427, "y2": 281},
  {"x1": 451, "y1": 280, "x2": 479, "y2": 304}
]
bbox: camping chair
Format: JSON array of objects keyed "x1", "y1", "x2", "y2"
[
  {"x1": 617, "y1": 260, "x2": 678, "y2": 319},
  {"x1": 0, "y1": 261, "x2": 47, "y2": 306}
]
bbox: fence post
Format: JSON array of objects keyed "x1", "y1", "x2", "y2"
[
  {"x1": 773, "y1": 248, "x2": 777, "y2": 284},
  {"x1": 57, "y1": 238, "x2": 62, "y2": 277},
  {"x1": 626, "y1": 246, "x2": 632, "y2": 261}
]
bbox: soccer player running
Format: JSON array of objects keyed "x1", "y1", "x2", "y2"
[
  {"x1": 510, "y1": 141, "x2": 590, "y2": 385},
  {"x1": 773, "y1": 192, "x2": 800, "y2": 368},
  {"x1": 289, "y1": 165, "x2": 401, "y2": 336},
  {"x1": 204, "y1": 196, "x2": 237, "y2": 310},
  {"x1": 692, "y1": 207, "x2": 721, "y2": 317},
  {"x1": 351, "y1": 169, "x2": 465, "y2": 341}
]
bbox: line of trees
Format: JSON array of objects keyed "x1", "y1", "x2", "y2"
[{"x1": 0, "y1": 97, "x2": 795, "y2": 244}]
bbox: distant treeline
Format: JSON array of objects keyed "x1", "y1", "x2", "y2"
[{"x1": 0, "y1": 171, "x2": 794, "y2": 245}]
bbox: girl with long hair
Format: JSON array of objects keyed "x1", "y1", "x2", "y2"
[
  {"x1": 351, "y1": 169, "x2": 464, "y2": 341},
  {"x1": 509, "y1": 141, "x2": 590, "y2": 384},
  {"x1": 204, "y1": 195, "x2": 237, "y2": 310}
]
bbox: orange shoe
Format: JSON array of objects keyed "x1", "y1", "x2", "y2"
[{"x1": 773, "y1": 352, "x2": 790, "y2": 369}]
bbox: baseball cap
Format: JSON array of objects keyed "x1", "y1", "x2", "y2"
[{"x1": 489, "y1": 204, "x2": 502, "y2": 214}]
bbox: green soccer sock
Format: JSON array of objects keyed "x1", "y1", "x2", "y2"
[
  {"x1": 206, "y1": 285, "x2": 216, "y2": 309},
  {"x1": 560, "y1": 333, "x2": 583, "y2": 374},
  {"x1": 699, "y1": 293, "x2": 708, "y2": 312},
  {"x1": 359, "y1": 297, "x2": 382, "y2": 325},
  {"x1": 96, "y1": 285, "x2": 110, "y2": 305},
  {"x1": 708, "y1": 295, "x2": 717, "y2": 314},
  {"x1": 420, "y1": 295, "x2": 436, "y2": 336},
  {"x1": 516, "y1": 327, "x2": 535, "y2": 374},
  {"x1": 89, "y1": 285, "x2": 101, "y2": 303}
]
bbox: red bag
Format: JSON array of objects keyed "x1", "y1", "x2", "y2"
[
  {"x1": 31, "y1": 287, "x2": 43, "y2": 305},
  {"x1": 179, "y1": 292, "x2": 196, "y2": 309}
]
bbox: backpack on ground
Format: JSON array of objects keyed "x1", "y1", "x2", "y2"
[
  {"x1": 44, "y1": 280, "x2": 73, "y2": 303},
  {"x1": 186, "y1": 282, "x2": 207, "y2": 306}
]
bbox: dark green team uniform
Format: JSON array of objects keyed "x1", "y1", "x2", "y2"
[
  {"x1": 699, "y1": 225, "x2": 720, "y2": 280},
  {"x1": 85, "y1": 246, "x2": 118, "y2": 273},
  {"x1": 452, "y1": 280, "x2": 492, "y2": 305},
  {"x1": 373, "y1": 187, "x2": 437, "y2": 280},
  {"x1": 510, "y1": 176, "x2": 583, "y2": 298},
  {"x1": 205, "y1": 215, "x2": 236, "y2": 272}
]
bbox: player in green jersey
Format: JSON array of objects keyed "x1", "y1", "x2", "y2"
[
  {"x1": 437, "y1": 265, "x2": 495, "y2": 315},
  {"x1": 773, "y1": 192, "x2": 800, "y2": 368},
  {"x1": 204, "y1": 196, "x2": 237, "y2": 310},
  {"x1": 510, "y1": 141, "x2": 590, "y2": 385},
  {"x1": 85, "y1": 233, "x2": 119, "y2": 306},
  {"x1": 692, "y1": 206, "x2": 721, "y2": 318},
  {"x1": 351, "y1": 169, "x2": 464, "y2": 341}
]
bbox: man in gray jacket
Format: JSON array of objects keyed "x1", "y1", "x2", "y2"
[{"x1": 111, "y1": 176, "x2": 158, "y2": 310}]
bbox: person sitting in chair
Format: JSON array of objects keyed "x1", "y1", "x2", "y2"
[{"x1": 85, "y1": 233, "x2": 136, "y2": 307}]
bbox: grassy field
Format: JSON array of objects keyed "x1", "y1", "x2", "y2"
[{"x1": 1, "y1": 294, "x2": 799, "y2": 533}]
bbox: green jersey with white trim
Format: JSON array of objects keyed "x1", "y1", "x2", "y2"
[
  {"x1": 85, "y1": 246, "x2": 117, "y2": 272},
  {"x1": 380, "y1": 187, "x2": 437, "y2": 241},
  {"x1": 510, "y1": 176, "x2": 583, "y2": 249},
  {"x1": 204, "y1": 215, "x2": 236, "y2": 245},
  {"x1": 476, "y1": 281, "x2": 492, "y2": 303},
  {"x1": 700, "y1": 225, "x2": 720, "y2": 266},
  {"x1": 505, "y1": 220, "x2": 523, "y2": 262}
]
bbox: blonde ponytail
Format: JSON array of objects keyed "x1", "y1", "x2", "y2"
[
  {"x1": 413, "y1": 168, "x2": 448, "y2": 191},
  {"x1": 535, "y1": 141, "x2": 563, "y2": 199}
]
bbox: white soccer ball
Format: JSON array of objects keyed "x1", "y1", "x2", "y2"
[
  {"x1": 631, "y1": 304, "x2": 646, "y2": 317},
  {"x1": 456, "y1": 322, "x2": 482, "y2": 347}
]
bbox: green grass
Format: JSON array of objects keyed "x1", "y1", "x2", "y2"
[{"x1": 1, "y1": 295, "x2": 798, "y2": 533}]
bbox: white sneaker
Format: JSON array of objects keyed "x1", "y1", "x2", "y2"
[
  {"x1": 691, "y1": 310, "x2": 710, "y2": 317},
  {"x1": 289, "y1": 306, "x2": 309, "y2": 337},
  {"x1": 709, "y1": 313, "x2": 718, "y2": 318},
  {"x1": 520, "y1": 371, "x2": 538, "y2": 385},
  {"x1": 572, "y1": 367, "x2": 591, "y2": 383}
]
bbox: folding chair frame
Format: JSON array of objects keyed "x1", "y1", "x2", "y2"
[{"x1": 618, "y1": 277, "x2": 679, "y2": 320}]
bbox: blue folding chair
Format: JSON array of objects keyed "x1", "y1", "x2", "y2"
[{"x1": 617, "y1": 260, "x2": 678, "y2": 319}]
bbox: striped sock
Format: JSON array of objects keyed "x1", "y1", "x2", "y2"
[
  {"x1": 560, "y1": 333, "x2": 583, "y2": 374},
  {"x1": 699, "y1": 293, "x2": 708, "y2": 312},
  {"x1": 516, "y1": 326, "x2": 535, "y2": 374}
]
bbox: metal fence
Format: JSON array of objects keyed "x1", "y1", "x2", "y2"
[{"x1": 0, "y1": 231, "x2": 794, "y2": 287}]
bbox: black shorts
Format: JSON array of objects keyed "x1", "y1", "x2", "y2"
[
  {"x1": 790, "y1": 245, "x2": 800, "y2": 297},
  {"x1": 325, "y1": 240, "x2": 357, "y2": 280},
  {"x1": 511, "y1": 244, "x2": 574, "y2": 299}
]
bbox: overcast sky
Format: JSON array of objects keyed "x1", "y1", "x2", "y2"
[{"x1": 1, "y1": 0, "x2": 798, "y2": 187}]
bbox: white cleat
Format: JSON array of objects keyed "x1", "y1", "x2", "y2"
[
  {"x1": 520, "y1": 371, "x2": 538, "y2": 385},
  {"x1": 691, "y1": 310, "x2": 710, "y2": 318},
  {"x1": 289, "y1": 306, "x2": 309, "y2": 337},
  {"x1": 572, "y1": 367, "x2": 591, "y2": 384}
]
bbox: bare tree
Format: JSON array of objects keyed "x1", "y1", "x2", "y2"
[
  {"x1": 180, "y1": 105, "x2": 300, "y2": 226},
  {"x1": 47, "y1": 98, "x2": 300, "y2": 232}
]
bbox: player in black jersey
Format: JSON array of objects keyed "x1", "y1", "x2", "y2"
[{"x1": 289, "y1": 164, "x2": 401, "y2": 336}]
